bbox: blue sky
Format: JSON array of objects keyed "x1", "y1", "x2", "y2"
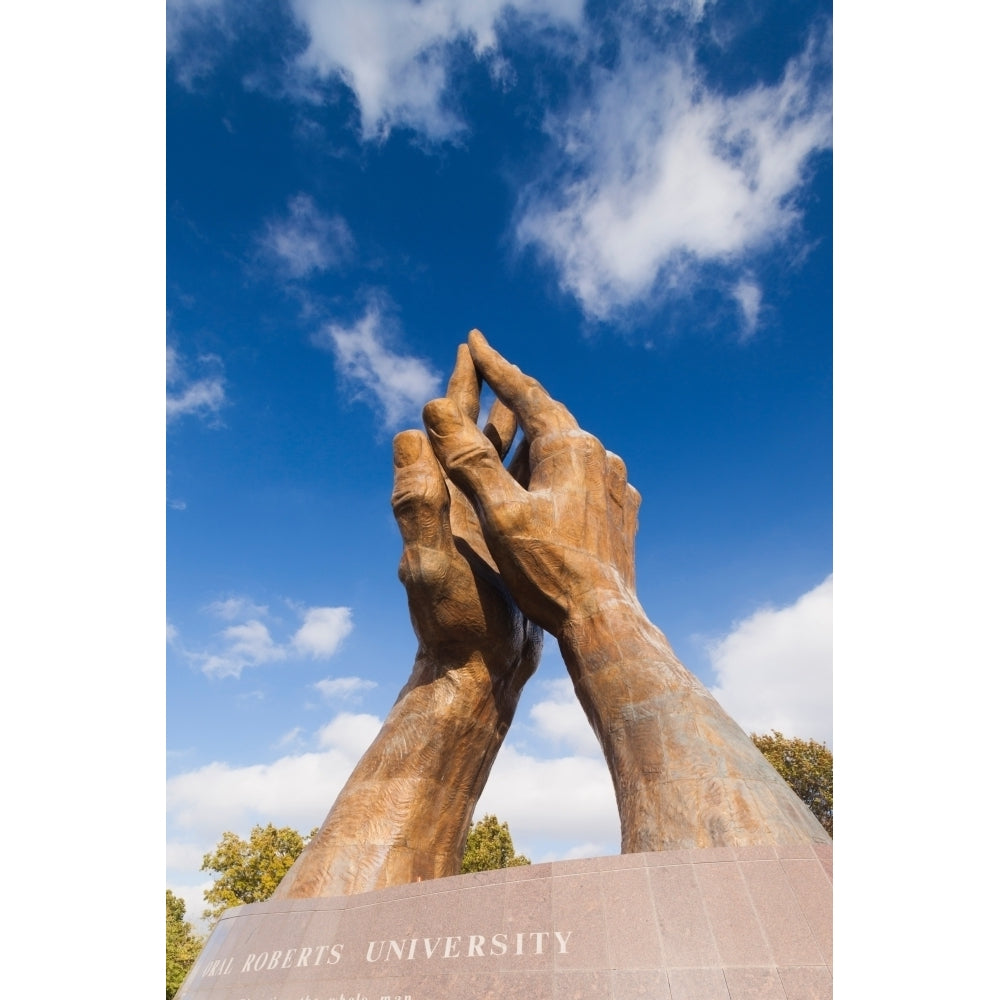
[
  {"x1": 165, "y1": 0, "x2": 833, "y2": 926},
  {"x1": 6, "y1": 3, "x2": 997, "y2": 990}
]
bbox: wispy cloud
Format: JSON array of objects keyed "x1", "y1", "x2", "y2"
[
  {"x1": 166, "y1": 0, "x2": 231, "y2": 88},
  {"x1": 166, "y1": 345, "x2": 226, "y2": 423},
  {"x1": 314, "y1": 676, "x2": 378, "y2": 701},
  {"x1": 708, "y1": 576, "x2": 833, "y2": 747},
  {"x1": 732, "y1": 277, "x2": 763, "y2": 338},
  {"x1": 179, "y1": 596, "x2": 354, "y2": 678},
  {"x1": 320, "y1": 301, "x2": 442, "y2": 430},
  {"x1": 515, "y1": 29, "x2": 831, "y2": 322},
  {"x1": 288, "y1": 0, "x2": 586, "y2": 140},
  {"x1": 257, "y1": 193, "x2": 354, "y2": 278},
  {"x1": 275, "y1": 726, "x2": 306, "y2": 748},
  {"x1": 205, "y1": 596, "x2": 268, "y2": 621}
]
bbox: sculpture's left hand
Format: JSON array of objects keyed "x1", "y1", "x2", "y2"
[
  {"x1": 273, "y1": 346, "x2": 542, "y2": 899},
  {"x1": 391, "y1": 344, "x2": 542, "y2": 703}
]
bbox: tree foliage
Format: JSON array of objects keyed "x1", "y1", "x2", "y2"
[
  {"x1": 751, "y1": 730, "x2": 833, "y2": 836},
  {"x1": 166, "y1": 889, "x2": 203, "y2": 999},
  {"x1": 461, "y1": 814, "x2": 531, "y2": 874},
  {"x1": 201, "y1": 823, "x2": 312, "y2": 923}
]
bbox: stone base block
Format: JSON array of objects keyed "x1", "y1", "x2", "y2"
[{"x1": 177, "y1": 844, "x2": 831, "y2": 1000}]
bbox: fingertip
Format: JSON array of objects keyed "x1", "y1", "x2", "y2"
[
  {"x1": 422, "y1": 396, "x2": 463, "y2": 436},
  {"x1": 392, "y1": 429, "x2": 426, "y2": 467},
  {"x1": 446, "y1": 343, "x2": 481, "y2": 420},
  {"x1": 467, "y1": 327, "x2": 498, "y2": 364}
]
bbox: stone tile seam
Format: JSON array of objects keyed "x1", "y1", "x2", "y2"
[
  {"x1": 688, "y1": 861, "x2": 727, "y2": 968},
  {"x1": 776, "y1": 963, "x2": 832, "y2": 997},
  {"x1": 775, "y1": 858, "x2": 832, "y2": 965},
  {"x1": 640, "y1": 861, "x2": 673, "y2": 973},
  {"x1": 595, "y1": 859, "x2": 617, "y2": 970},
  {"x1": 737, "y1": 858, "x2": 820, "y2": 965},
  {"x1": 659, "y1": 963, "x2": 828, "y2": 970},
  {"x1": 694, "y1": 859, "x2": 774, "y2": 967}
]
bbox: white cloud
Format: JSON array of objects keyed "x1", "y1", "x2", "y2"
[
  {"x1": 314, "y1": 675, "x2": 377, "y2": 701},
  {"x1": 166, "y1": 0, "x2": 231, "y2": 91},
  {"x1": 708, "y1": 576, "x2": 832, "y2": 747},
  {"x1": 475, "y1": 741, "x2": 620, "y2": 852},
  {"x1": 515, "y1": 30, "x2": 831, "y2": 321},
  {"x1": 205, "y1": 596, "x2": 268, "y2": 621},
  {"x1": 166, "y1": 345, "x2": 226, "y2": 423},
  {"x1": 165, "y1": 710, "x2": 380, "y2": 927},
  {"x1": 223, "y1": 620, "x2": 283, "y2": 662},
  {"x1": 180, "y1": 598, "x2": 354, "y2": 678},
  {"x1": 732, "y1": 277, "x2": 763, "y2": 337},
  {"x1": 316, "y1": 711, "x2": 383, "y2": 756},
  {"x1": 321, "y1": 303, "x2": 442, "y2": 429},
  {"x1": 292, "y1": 607, "x2": 354, "y2": 658},
  {"x1": 165, "y1": 841, "x2": 206, "y2": 873},
  {"x1": 166, "y1": 711, "x2": 383, "y2": 840},
  {"x1": 289, "y1": 0, "x2": 586, "y2": 140},
  {"x1": 166, "y1": 703, "x2": 620, "y2": 911},
  {"x1": 527, "y1": 678, "x2": 603, "y2": 756},
  {"x1": 258, "y1": 193, "x2": 354, "y2": 278},
  {"x1": 198, "y1": 620, "x2": 286, "y2": 678}
]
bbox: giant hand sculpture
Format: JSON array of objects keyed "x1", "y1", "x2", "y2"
[
  {"x1": 424, "y1": 330, "x2": 829, "y2": 852},
  {"x1": 273, "y1": 346, "x2": 542, "y2": 898}
]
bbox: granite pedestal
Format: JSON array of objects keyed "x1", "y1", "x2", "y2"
[{"x1": 177, "y1": 844, "x2": 832, "y2": 1000}]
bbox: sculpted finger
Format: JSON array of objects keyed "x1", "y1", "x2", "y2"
[
  {"x1": 445, "y1": 343, "x2": 481, "y2": 423},
  {"x1": 606, "y1": 451, "x2": 628, "y2": 511},
  {"x1": 390, "y1": 430, "x2": 451, "y2": 551},
  {"x1": 606, "y1": 451, "x2": 640, "y2": 589},
  {"x1": 507, "y1": 437, "x2": 531, "y2": 488},
  {"x1": 606, "y1": 452, "x2": 630, "y2": 529},
  {"x1": 423, "y1": 397, "x2": 525, "y2": 528},
  {"x1": 467, "y1": 329, "x2": 577, "y2": 441},
  {"x1": 482, "y1": 397, "x2": 517, "y2": 459},
  {"x1": 622, "y1": 484, "x2": 641, "y2": 590}
]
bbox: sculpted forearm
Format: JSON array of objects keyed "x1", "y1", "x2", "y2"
[
  {"x1": 558, "y1": 602, "x2": 829, "y2": 851},
  {"x1": 273, "y1": 650, "x2": 525, "y2": 899}
]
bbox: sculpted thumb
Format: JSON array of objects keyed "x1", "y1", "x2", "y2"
[{"x1": 423, "y1": 397, "x2": 519, "y2": 514}]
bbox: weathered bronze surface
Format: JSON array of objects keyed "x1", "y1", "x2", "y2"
[
  {"x1": 274, "y1": 346, "x2": 542, "y2": 899},
  {"x1": 276, "y1": 331, "x2": 827, "y2": 900}
]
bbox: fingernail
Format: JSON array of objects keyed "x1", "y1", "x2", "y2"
[
  {"x1": 393, "y1": 430, "x2": 425, "y2": 467},
  {"x1": 423, "y1": 398, "x2": 463, "y2": 436}
]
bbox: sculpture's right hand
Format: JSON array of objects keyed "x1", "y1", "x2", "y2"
[{"x1": 423, "y1": 330, "x2": 642, "y2": 638}]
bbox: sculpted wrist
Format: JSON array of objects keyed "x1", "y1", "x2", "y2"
[
  {"x1": 407, "y1": 640, "x2": 536, "y2": 726},
  {"x1": 557, "y1": 597, "x2": 687, "y2": 689}
]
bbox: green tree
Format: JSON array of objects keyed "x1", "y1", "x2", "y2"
[
  {"x1": 201, "y1": 823, "x2": 313, "y2": 923},
  {"x1": 751, "y1": 730, "x2": 833, "y2": 836},
  {"x1": 166, "y1": 889, "x2": 203, "y2": 999},
  {"x1": 461, "y1": 814, "x2": 531, "y2": 873}
]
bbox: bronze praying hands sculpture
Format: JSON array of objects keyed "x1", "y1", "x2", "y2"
[{"x1": 275, "y1": 331, "x2": 828, "y2": 900}]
